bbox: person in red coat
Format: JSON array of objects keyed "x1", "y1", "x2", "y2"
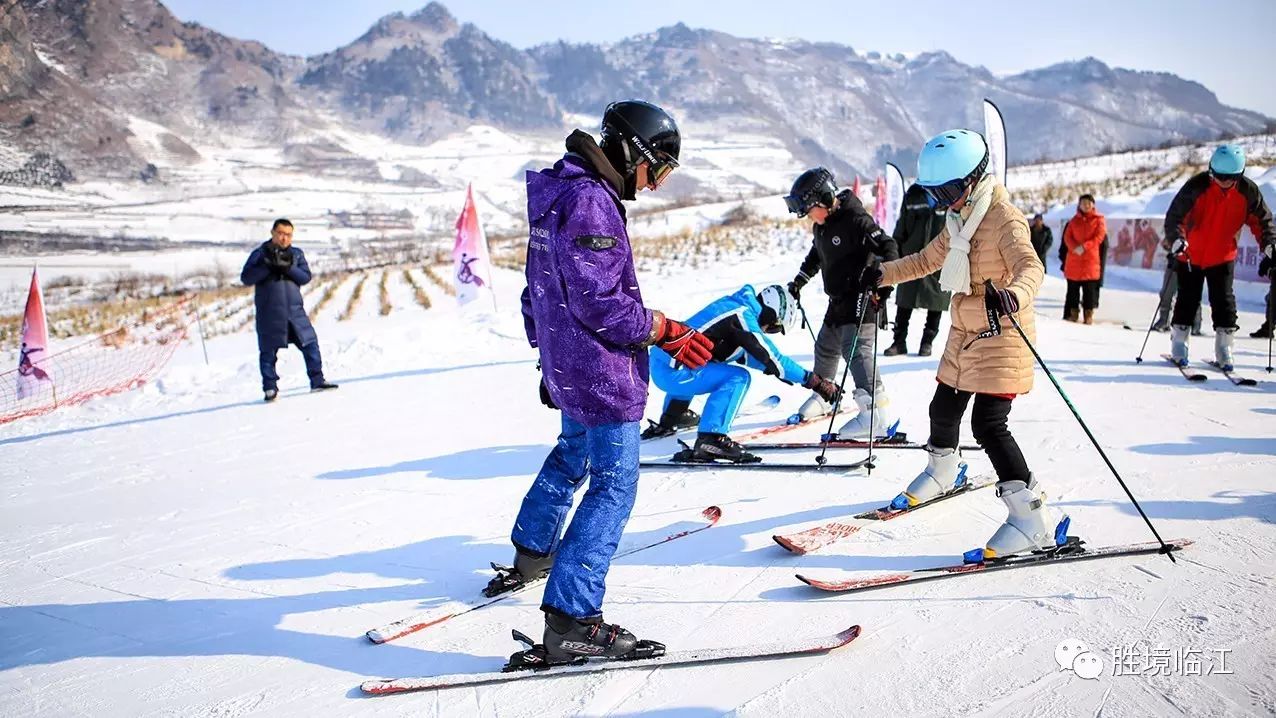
[
  {"x1": 1165, "y1": 144, "x2": 1276, "y2": 370},
  {"x1": 1062, "y1": 194, "x2": 1107, "y2": 324}
]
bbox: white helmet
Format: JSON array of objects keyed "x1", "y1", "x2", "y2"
[{"x1": 758, "y1": 284, "x2": 797, "y2": 334}]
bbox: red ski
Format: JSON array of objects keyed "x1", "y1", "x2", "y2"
[
  {"x1": 796, "y1": 538, "x2": 1192, "y2": 593},
  {"x1": 773, "y1": 474, "x2": 997, "y2": 554},
  {"x1": 361, "y1": 625, "x2": 862, "y2": 695},
  {"x1": 365, "y1": 506, "x2": 722, "y2": 644}
]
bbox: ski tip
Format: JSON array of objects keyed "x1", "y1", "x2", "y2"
[
  {"x1": 365, "y1": 630, "x2": 388, "y2": 644},
  {"x1": 838, "y1": 625, "x2": 863, "y2": 644},
  {"x1": 702, "y1": 505, "x2": 723, "y2": 523},
  {"x1": 360, "y1": 680, "x2": 400, "y2": 695},
  {"x1": 772, "y1": 535, "x2": 808, "y2": 555}
]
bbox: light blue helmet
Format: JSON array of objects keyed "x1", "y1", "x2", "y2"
[
  {"x1": 1209, "y1": 144, "x2": 1246, "y2": 178},
  {"x1": 916, "y1": 129, "x2": 990, "y2": 208}
]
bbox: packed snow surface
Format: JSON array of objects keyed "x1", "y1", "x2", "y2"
[{"x1": 1, "y1": 247, "x2": 1274, "y2": 716}]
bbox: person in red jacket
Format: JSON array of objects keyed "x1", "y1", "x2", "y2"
[
  {"x1": 1062, "y1": 194, "x2": 1107, "y2": 324},
  {"x1": 1165, "y1": 144, "x2": 1276, "y2": 370}
]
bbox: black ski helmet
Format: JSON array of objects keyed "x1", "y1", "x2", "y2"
[
  {"x1": 600, "y1": 100, "x2": 681, "y2": 199},
  {"x1": 785, "y1": 167, "x2": 837, "y2": 216}
]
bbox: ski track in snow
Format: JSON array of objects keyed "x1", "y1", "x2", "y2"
[{"x1": 1, "y1": 255, "x2": 1274, "y2": 717}]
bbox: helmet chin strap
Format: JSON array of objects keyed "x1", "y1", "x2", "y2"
[{"x1": 620, "y1": 141, "x2": 641, "y2": 200}]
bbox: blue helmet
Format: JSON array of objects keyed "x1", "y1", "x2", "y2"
[
  {"x1": 1209, "y1": 144, "x2": 1245, "y2": 179},
  {"x1": 916, "y1": 129, "x2": 990, "y2": 209}
]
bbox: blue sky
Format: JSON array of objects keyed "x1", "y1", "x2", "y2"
[{"x1": 163, "y1": 0, "x2": 1276, "y2": 116}]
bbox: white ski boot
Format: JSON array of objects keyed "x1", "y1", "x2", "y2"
[
  {"x1": 1169, "y1": 324, "x2": 1190, "y2": 366},
  {"x1": 889, "y1": 444, "x2": 968, "y2": 510},
  {"x1": 790, "y1": 392, "x2": 831, "y2": 423},
  {"x1": 965, "y1": 477, "x2": 1070, "y2": 562},
  {"x1": 836, "y1": 388, "x2": 899, "y2": 440},
  {"x1": 1214, "y1": 327, "x2": 1236, "y2": 371}
]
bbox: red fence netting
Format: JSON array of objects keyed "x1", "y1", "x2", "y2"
[{"x1": 0, "y1": 298, "x2": 193, "y2": 426}]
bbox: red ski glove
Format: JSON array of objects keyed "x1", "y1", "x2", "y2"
[{"x1": 654, "y1": 315, "x2": 714, "y2": 369}]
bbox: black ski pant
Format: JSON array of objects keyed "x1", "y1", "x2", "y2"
[
  {"x1": 1064, "y1": 280, "x2": 1100, "y2": 314},
  {"x1": 892, "y1": 306, "x2": 941, "y2": 347},
  {"x1": 1173, "y1": 260, "x2": 1236, "y2": 329},
  {"x1": 928, "y1": 383, "x2": 1030, "y2": 485},
  {"x1": 1155, "y1": 262, "x2": 1202, "y2": 330}
]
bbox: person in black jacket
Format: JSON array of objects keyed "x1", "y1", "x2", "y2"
[
  {"x1": 884, "y1": 184, "x2": 949, "y2": 357},
  {"x1": 784, "y1": 168, "x2": 900, "y2": 439},
  {"x1": 240, "y1": 219, "x2": 338, "y2": 402},
  {"x1": 1029, "y1": 214, "x2": 1053, "y2": 270}
]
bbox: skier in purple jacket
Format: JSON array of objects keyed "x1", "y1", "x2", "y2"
[{"x1": 492, "y1": 100, "x2": 714, "y2": 666}]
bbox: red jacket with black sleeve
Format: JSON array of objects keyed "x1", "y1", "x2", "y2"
[{"x1": 1163, "y1": 173, "x2": 1275, "y2": 269}]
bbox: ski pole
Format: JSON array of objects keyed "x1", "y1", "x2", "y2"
[
  {"x1": 795, "y1": 294, "x2": 818, "y2": 345},
  {"x1": 1267, "y1": 267, "x2": 1274, "y2": 373},
  {"x1": 865, "y1": 307, "x2": 880, "y2": 474},
  {"x1": 985, "y1": 279, "x2": 1177, "y2": 563},
  {"x1": 816, "y1": 287, "x2": 873, "y2": 467},
  {"x1": 1135, "y1": 258, "x2": 1177, "y2": 364}
]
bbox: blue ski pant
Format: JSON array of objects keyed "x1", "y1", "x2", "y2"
[
  {"x1": 511, "y1": 414, "x2": 640, "y2": 619},
  {"x1": 651, "y1": 361, "x2": 751, "y2": 435}
]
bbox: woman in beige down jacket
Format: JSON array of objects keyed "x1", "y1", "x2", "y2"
[{"x1": 868, "y1": 129, "x2": 1069, "y2": 562}]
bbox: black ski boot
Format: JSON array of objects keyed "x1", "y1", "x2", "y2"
[
  {"x1": 543, "y1": 613, "x2": 663, "y2": 661},
  {"x1": 640, "y1": 420, "x2": 677, "y2": 440},
  {"x1": 1251, "y1": 321, "x2": 1273, "y2": 339},
  {"x1": 883, "y1": 341, "x2": 908, "y2": 356},
  {"x1": 683, "y1": 432, "x2": 761, "y2": 464},
  {"x1": 484, "y1": 548, "x2": 554, "y2": 597},
  {"x1": 503, "y1": 614, "x2": 665, "y2": 671},
  {"x1": 640, "y1": 400, "x2": 700, "y2": 440}
]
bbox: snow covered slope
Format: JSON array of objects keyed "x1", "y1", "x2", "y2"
[{"x1": 1, "y1": 241, "x2": 1274, "y2": 716}]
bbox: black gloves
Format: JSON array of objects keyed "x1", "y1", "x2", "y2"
[
  {"x1": 264, "y1": 243, "x2": 294, "y2": 272},
  {"x1": 787, "y1": 274, "x2": 807, "y2": 300},
  {"x1": 860, "y1": 258, "x2": 884, "y2": 289},
  {"x1": 539, "y1": 379, "x2": 558, "y2": 410},
  {"x1": 985, "y1": 286, "x2": 1020, "y2": 317}
]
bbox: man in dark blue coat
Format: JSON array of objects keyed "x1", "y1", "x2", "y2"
[{"x1": 240, "y1": 219, "x2": 337, "y2": 401}]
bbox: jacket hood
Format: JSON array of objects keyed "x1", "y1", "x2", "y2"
[{"x1": 525, "y1": 150, "x2": 622, "y2": 223}]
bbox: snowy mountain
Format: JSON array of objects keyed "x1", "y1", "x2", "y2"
[
  {"x1": 0, "y1": 0, "x2": 306, "y2": 179},
  {"x1": 0, "y1": 0, "x2": 1271, "y2": 185},
  {"x1": 298, "y1": 4, "x2": 559, "y2": 141}
]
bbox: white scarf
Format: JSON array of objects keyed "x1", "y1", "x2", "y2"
[{"x1": 938, "y1": 174, "x2": 997, "y2": 295}]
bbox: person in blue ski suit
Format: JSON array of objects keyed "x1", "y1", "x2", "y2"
[{"x1": 650, "y1": 284, "x2": 844, "y2": 463}]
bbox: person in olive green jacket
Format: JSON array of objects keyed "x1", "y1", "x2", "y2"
[{"x1": 884, "y1": 183, "x2": 950, "y2": 356}]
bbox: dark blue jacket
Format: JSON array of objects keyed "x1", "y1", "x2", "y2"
[{"x1": 240, "y1": 241, "x2": 318, "y2": 351}]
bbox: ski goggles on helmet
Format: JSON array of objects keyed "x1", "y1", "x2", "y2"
[
  {"x1": 919, "y1": 177, "x2": 971, "y2": 209},
  {"x1": 784, "y1": 191, "x2": 822, "y2": 217},
  {"x1": 1209, "y1": 169, "x2": 1242, "y2": 184},
  {"x1": 647, "y1": 153, "x2": 678, "y2": 188},
  {"x1": 621, "y1": 126, "x2": 679, "y2": 189}
]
